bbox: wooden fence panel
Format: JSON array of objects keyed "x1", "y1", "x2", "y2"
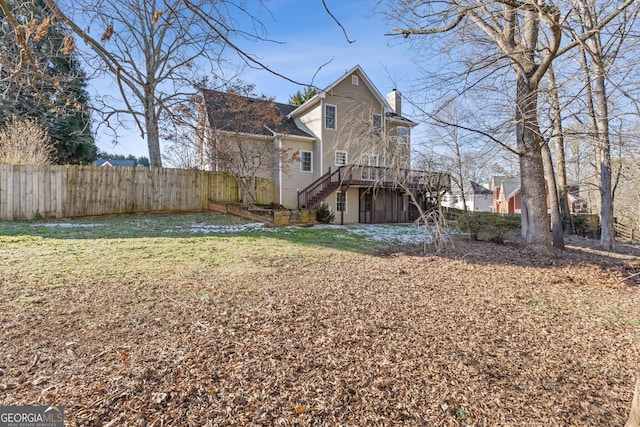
[
  {"x1": 0, "y1": 164, "x2": 262, "y2": 220},
  {"x1": 614, "y1": 222, "x2": 635, "y2": 242},
  {"x1": 256, "y1": 177, "x2": 278, "y2": 205}
]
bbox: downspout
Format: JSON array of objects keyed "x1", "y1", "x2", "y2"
[
  {"x1": 277, "y1": 135, "x2": 283, "y2": 206},
  {"x1": 265, "y1": 126, "x2": 283, "y2": 206},
  {"x1": 319, "y1": 97, "x2": 324, "y2": 175}
]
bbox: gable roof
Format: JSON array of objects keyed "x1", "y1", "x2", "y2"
[
  {"x1": 202, "y1": 89, "x2": 314, "y2": 139},
  {"x1": 492, "y1": 175, "x2": 521, "y2": 200},
  {"x1": 96, "y1": 158, "x2": 136, "y2": 167},
  {"x1": 470, "y1": 181, "x2": 492, "y2": 195},
  {"x1": 447, "y1": 180, "x2": 492, "y2": 196},
  {"x1": 287, "y1": 65, "x2": 415, "y2": 124}
]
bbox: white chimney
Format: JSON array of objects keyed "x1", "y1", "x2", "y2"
[{"x1": 387, "y1": 89, "x2": 401, "y2": 116}]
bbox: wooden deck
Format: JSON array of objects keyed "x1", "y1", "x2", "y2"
[{"x1": 298, "y1": 165, "x2": 450, "y2": 210}]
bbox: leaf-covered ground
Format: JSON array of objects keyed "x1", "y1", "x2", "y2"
[{"x1": 1, "y1": 226, "x2": 639, "y2": 426}]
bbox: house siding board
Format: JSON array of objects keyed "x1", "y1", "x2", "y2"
[
  {"x1": 280, "y1": 137, "x2": 316, "y2": 208},
  {"x1": 324, "y1": 187, "x2": 359, "y2": 224},
  {"x1": 321, "y1": 72, "x2": 384, "y2": 172},
  {"x1": 298, "y1": 105, "x2": 323, "y2": 179}
]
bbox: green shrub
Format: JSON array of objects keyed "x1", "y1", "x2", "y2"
[
  {"x1": 456, "y1": 212, "x2": 520, "y2": 243},
  {"x1": 316, "y1": 202, "x2": 335, "y2": 224},
  {"x1": 457, "y1": 212, "x2": 483, "y2": 240},
  {"x1": 572, "y1": 215, "x2": 587, "y2": 236}
]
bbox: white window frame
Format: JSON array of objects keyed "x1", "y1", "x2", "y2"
[
  {"x1": 398, "y1": 126, "x2": 409, "y2": 144},
  {"x1": 352, "y1": 75, "x2": 359, "y2": 86},
  {"x1": 335, "y1": 150, "x2": 348, "y2": 167},
  {"x1": 300, "y1": 150, "x2": 313, "y2": 173},
  {"x1": 372, "y1": 114, "x2": 382, "y2": 136},
  {"x1": 325, "y1": 104, "x2": 337, "y2": 130},
  {"x1": 336, "y1": 191, "x2": 347, "y2": 212},
  {"x1": 361, "y1": 154, "x2": 379, "y2": 181}
]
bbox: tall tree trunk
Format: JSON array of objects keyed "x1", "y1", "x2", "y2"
[
  {"x1": 578, "y1": 0, "x2": 614, "y2": 250},
  {"x1": 454, "y1": 139, "x2": 469, "y2": 212},
  {"x1": 593, "y1": 68, "x2": 615, "y2": 250},
  {"x1": 145, "y1": 89, "x2": 162, "y2": 168},
  {"x1": 542, "y1": 142, "x2": 565, "y2": 249},
  {"x1": 516, "y1": 74, "x2": 555, "y2": 257},
  {"x1": 548, "y1": 66, "x2": 572, "y2": 232},
  {"x1": 627, "y1": 368, "x2": 640, "y2": 427}
]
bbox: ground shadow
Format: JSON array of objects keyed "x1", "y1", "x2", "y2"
[{"x1": 383, "y1": 234, "x2": 640, "y2": 286}]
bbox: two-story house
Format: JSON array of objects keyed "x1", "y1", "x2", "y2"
[
  {"x1": 441, "y1": 180, "x2": 493, "y2": 212},
  {"x1": 199, "y1": 65, "x2": 449, "y2": 224}
]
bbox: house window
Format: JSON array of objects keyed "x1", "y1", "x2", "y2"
[
  {"x1": 352, "y1": 75, "x2": 359, "y2": 86},
  {"x1": 398, "y1": 127, "x2": 409, "y2": 144},
  {"x1": 361, "y1": 154, "x2": 379, "y2": 180},
  {"x1": 336, "y1": 191, "x2": 347, "y2": 212},
  {"x1": 325, "y1": 104, "x2": 336, "y2": 129},
  {"x1": 300, "y1": 150, "x2": 312, "y2": 172},
  {"x1": 372, "y1": 114, "x2": 382, "y2": 136},
  {"x1": 335, "y1": 150, "x2": 348, "y2": 166}
]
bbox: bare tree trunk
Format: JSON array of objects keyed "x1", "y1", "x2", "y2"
[
  {"x1": 548, "y1": 66, "x2": 572, "y2": 232},
  {"x1": 516, "y1": 74, "x2": 555, "y2": 257},
  {"x1": 454, "y1": 139, "x2": 469, "y2": 212},
  {"x1": 578, "y1": 0, "x2": 615, "y2": 251},
  {"x1": 593, "y1": 69, "x2": 615, "y2": 250},
  {"x1": 627, "y1": 368, "x2": 640, "y2": 427},
  {"x1": 542, "y1": 142, "x2": 565, "y2": 249},
  {"x1": 145, "y1": 87, "x2": 162, "y2": 168}
]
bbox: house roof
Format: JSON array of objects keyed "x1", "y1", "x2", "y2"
[
  {"x1": 96, "y1": 158, "x2": 136, "y2": 167},
  {"x1": 288, "y1": 65, "x2": 417, "y2": 125},
  {"x1": 386, "y1": 111, "x2": 417, "y2": 126},
  {"x1": 470, "y1": 180, "x2": 492, "y2": 195},
  {"x1": 201, "y1": 89, "x2": 314, "y2": 139},
  {"x1": 447, "y1": 180, "x2": 492, "y2": 196},
  {"x1": 493, "y1": 175, "x2": 521, "y2": 200}
]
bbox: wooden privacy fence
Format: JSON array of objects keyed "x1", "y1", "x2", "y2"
[
  {"x1": 614, "y1": 222, "x2": 636, "y2": 243},
  {"x1": 0, "y1": 164, "x2": 278, "y2": 220}
]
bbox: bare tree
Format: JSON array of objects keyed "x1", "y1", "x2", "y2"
[
  {"x1": 0, "y1": 116, "x2": 53, "y2": 165},
  {"x1": 0, "y1": 0, "x2": 319, "y2": 168},
  {"x1": 386, "y1": 0, "x2": 640, "y2": 254},
  {"x1": 544, "y1": 65, "x2": 573, "y2": 232},
  {"x1": 200, "y1": 87, "x2": 296, "y2": 204},
  {"x1": 61, "y1": 0, "x2": 240, "y2": 168},
  {"x1": 560, "y1": 0, "x2": 640, "y2": 250},
  {"x1": 387, "y1": 0, "x2": 563, "y2": 256},
  {"x1": 327, "y1": 95, "x2": 451, "y2": 250}
]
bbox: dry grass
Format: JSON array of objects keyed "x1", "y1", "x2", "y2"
[
  {"x1": 0, "y1": 116, "x2": 53, "y2": 165},
  {"x1": 1, "y1": 230, "x2": 639, "y2": 426}
]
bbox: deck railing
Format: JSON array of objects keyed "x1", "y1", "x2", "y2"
[{"x1": 297, "y1": 165, "x2": 450, "y2": 210}]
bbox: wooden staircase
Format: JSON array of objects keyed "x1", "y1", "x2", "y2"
[
  {"x1": 297, "y1": 165, "x2": 452, "y2": 210},
  {"x1": 297, "y1": 167, "x2": 347, "y2": 210}
]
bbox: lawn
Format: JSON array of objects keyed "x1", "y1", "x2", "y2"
[{"x1": 1, "y1": 212, "x2": 639, "y2": 425}]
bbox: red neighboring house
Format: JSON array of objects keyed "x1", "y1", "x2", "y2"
[
  {"x1": 491, "y1": 175, "x2": 587, "y2": 214},
  {"x1": 491, "y1": 175, "x2": 523, "y2": 214}
]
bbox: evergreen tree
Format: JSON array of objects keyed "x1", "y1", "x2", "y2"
[
  {"x1": 0, "y1": 0, "x2": 96, "y2": 165},
  {"x1": 289, "y1": 86, "x2": 318, "y2": 106}
]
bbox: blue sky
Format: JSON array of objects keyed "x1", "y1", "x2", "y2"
[{"x1": 94, "y1": 0, "x2": 426, "y2": 159}]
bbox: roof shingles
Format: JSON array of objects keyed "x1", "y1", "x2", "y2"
[{"x1": 202, "y1": 90, "x2": 313, "y2": 139}]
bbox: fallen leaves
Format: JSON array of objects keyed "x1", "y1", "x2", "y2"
[{"x1": 0, "y1": 235, "x2": 638, "y2": 425}]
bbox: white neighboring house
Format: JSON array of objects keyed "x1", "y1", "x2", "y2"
[{"x1": 441, "y1": 180, "x2": 493, "y2": 212}]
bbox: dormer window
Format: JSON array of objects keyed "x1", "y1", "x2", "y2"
[{"x1": 352, "y1": 75, "x2": 359, "y2": 86}]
